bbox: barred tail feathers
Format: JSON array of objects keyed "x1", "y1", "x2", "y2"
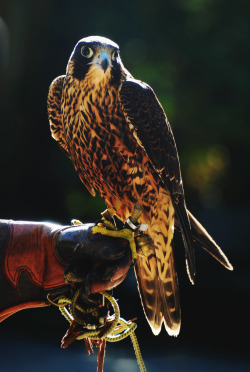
[{"x1": 135, "y1": 188, "x2": 181, "y2": 336}]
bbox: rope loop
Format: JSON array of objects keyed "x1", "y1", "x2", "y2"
[{"x1": 47, "y1": 290, "x2": 146, "y2": 372}]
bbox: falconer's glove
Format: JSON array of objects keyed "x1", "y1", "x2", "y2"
[{"x1": 0, "y1": 219, "x2": 132, "y2": 322}]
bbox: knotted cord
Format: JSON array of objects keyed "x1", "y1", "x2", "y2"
[{"x1": 47, "y1": 290, "x2": 146, "y2": 372}]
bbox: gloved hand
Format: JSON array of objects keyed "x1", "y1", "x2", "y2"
[
  {"x1": 56, "y1": 222, "x2": 132, "y2": 294},
  {"x1": 0, "y1": 219, "x2": 132, "y2": 322}
]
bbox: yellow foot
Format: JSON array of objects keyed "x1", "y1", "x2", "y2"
[
  {"x1": 135, "y1": 233, "x2": 154, "y2": 257},
  {"x1": 92, "y1": 221, "x2": 137, "y2": 261}
]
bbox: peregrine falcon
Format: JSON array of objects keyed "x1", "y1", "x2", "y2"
[{"x1": 47, "y1": 36, "x2": 233, "y2": 336}]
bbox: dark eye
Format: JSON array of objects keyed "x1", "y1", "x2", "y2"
[
  {"x1": 112, "y1": 50, "x2": 119, "y2": 61},
  {"x1": 81, "y1": 46, "x2": 94, "y2": 58}
]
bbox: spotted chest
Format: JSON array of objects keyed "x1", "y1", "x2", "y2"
[{"x1": 62, "y1": 75, "x2": 160, "y2": 215}]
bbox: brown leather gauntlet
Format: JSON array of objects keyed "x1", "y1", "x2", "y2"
[
  {"x1": 0, "y1": 219, "x2": 132, "y2": 323},
  {"x1": 0, "y1": 220, "x2": 68, "y2": 322}
]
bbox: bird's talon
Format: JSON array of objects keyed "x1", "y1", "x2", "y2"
[
  {"x1": 102, "y1": 219, "x2": 116, "y2": 230},
  {"x1": 95, "y1": 218, "x2": 116, "y2": 231},
  {"x1": 130, "y1": 259, "x2": 137, "y2": 268},
  {"x1": 101, "y1": 208, "x2": 116, "y2": 221},
  {"x1": 135, "y1": 233, "x2": 154, "y2": 257},
  {"x1": 91, "y1": 224, "x2": 137, "y2": 260}
]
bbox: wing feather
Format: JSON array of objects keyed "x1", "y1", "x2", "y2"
[
  {"x1": 47, "y1": 75, "x2": 69, "y2": 154},
  {"x1": 119, "y1": 78, "x2": 195, "y2": 282},
  {"x1": 176, "y1": 210, "x2": 233, "y2": 270},
  {"x1": 47, "y1": 75, "x2": 96, "y2": 196}
]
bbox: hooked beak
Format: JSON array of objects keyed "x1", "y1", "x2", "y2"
[{"x1": 92, "y1": 51, "x2": 111, "y2": 73}]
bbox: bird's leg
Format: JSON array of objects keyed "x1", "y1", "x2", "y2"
[
  {"x1": 92, "y1": 204, "x2": 143, "y2": 261},
  {"x1": 100, "y1": 208, "x2": 117, "y2": 230}
]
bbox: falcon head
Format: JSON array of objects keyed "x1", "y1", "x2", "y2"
[{"x1": 67, "y1": 36, "x2": 126, "y2": 86}]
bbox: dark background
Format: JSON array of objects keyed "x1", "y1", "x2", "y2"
[{"x1": 0, "y1": 1, "x2": 249, "y2": 371}]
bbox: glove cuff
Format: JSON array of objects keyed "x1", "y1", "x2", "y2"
[
  {"x1": 3, "y1": 220, "x2": 66, "y2": 289},
  {"x1": 0, "y1": 220, "x2": 68, "y2": 322}
]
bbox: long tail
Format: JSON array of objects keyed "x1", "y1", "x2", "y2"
[
  {"x1": 135, "y1": 188, "x2": 181, "y2": 336},
  {"x1": 135, "y1": 195, "x2": 232, "y2": 337},
  {"x1": 175, "y1": 210, "x2": 233, "y2": 271}
]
